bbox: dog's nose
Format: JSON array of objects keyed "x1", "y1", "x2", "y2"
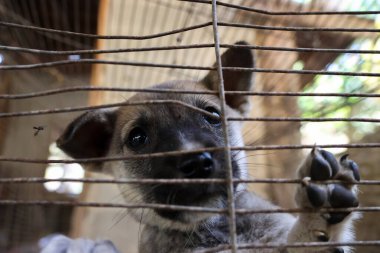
[{"x1": 178, "y1": 152, "x2": 214, "y2": 178}]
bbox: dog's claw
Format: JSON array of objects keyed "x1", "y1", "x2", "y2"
[
  {"x1": 310, "y1": 153, "x2": 332, "y2": 180},
  {"x1": 340, "y1": 154, "x2": 349, "y2": 162},
  {"x1": 340, "y1": 154, "x2": 360, "y2": 182},
  {"x1": 320, "y1": 150, "x2": 339, "y2": 177},
  {"x1": 349, "y1": 161, "x2": 360, "y2": 181}
]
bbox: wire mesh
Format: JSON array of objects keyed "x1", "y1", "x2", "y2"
[{"x1": 0, "y1": 0, "x2": 379, "y2": 252}]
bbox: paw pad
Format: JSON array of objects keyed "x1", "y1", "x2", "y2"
[{"x1": 329, "y1": 184, "x2": 358, "y2": 208}]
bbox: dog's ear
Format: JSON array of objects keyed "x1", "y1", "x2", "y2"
[
  {"x1": 56, "y1": 108, "x2": 118, "y2": 172},
  {"x1": 203, "y1": 41, "x2": 254, "y2": 115}
]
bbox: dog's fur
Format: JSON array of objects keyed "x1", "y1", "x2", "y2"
[{"x1": 42, "y1": 43, "x2": 360, "y2": 253}]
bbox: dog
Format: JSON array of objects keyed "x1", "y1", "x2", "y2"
[{"x1": 41, "y1": 42, "x2": 360, "y2": 253}]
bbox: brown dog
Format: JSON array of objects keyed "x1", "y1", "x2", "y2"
[{"x1": 43, "y1": 42, "x2": 360, "y2": 253}]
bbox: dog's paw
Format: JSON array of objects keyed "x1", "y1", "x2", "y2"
[{"x1": 295, "y1": 148, "x2": 360, "y2": 225}]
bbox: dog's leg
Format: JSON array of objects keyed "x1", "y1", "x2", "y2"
[{"x1": 287, "y1": 148, "x2": 360, "y2": 253}]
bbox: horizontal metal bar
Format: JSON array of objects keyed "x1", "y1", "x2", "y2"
[
  {"x1": 235, "y1": 206, "x2": 380, "y2": 214},
  {"x1": 1, "y1": 59, "x2": 380, "y2": 77},
  {"x1": 0, "y1": 200, "x2": 223, "y2": 213},
  {"x1": 0, "y1": 86, "x2": 216, "y2": 99},
  {"x1": 196, "y1": 241, "x2": 380, "y2": 253},
  {"x1": 0, "y1": 200, "x2": 376, "y2": 214},
  {"x1": 0, "y1": 144, "x2": 379, "y2": 164},
  {"x1": 1, "y1": 102, "x2": 378, "y2": 122},
  {"x1": 228, "y1": 117, "x2": 380, "y2": 123},
  {"x1": 0, "y1": 20, "x2": 212, "y2": 40},
  {"x1": 0, "y1": 177, "x2": 378, "y2": 185},
  {"x1": 0, "y1": 147, "x2": 225, "y2": 164},
  {"x1": 226, "y1": 91, "x2": 380, "y2": 98},
  {"x1": 0, "y1": 59, "x2": 213, "y2": 70},
  {"x1": 237, "y1": 143, "x2": 380, "y2": 151},
  {"x1": 226, "y1": 67, "x2": 380, "y2": 77},
  {"x1": 0, "y1": 44, "x2": 217, "y2": 55},
  {"x1": 0, "y1": 20, "x2": 378, "y2": 44},
  {"x1": 0, "y1": 86, "x2": 378, "y2": 100},
  {"x1": 0, "y1": 100, "x2": 217, "y2": 119},
  {"x1": 219, "y1": 21, "x2": 380, "y2": 33},
  {"x1": 181, "y1": 0, "x2": 380, "y2": 16},
  {"x1": 2, "y1": 43, "x2": 380, "y2": 55}
]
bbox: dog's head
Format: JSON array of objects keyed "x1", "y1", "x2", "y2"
[{"x1": 57, "y1": 42, "x2": 255, "y2": 230}]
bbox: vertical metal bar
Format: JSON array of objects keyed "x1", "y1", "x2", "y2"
[{"x1": 210, "y1": 0, "x2": 238, "y2": 252}]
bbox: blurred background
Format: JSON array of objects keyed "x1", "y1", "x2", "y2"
[{"x1": 0, "y1": 0, "x2": 379, "y2": 252}]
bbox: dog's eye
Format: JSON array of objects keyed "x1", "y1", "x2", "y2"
[
  {"x1": 127, "y1": 127, "x2": 148, "y2": 149},
  {"x1": 203, "y1": 106, "x2": 221, "y2": 126}
]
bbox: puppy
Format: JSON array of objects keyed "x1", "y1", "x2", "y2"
[{"x1": 44, "y1": 42, "x2": 360, "y2": 253}]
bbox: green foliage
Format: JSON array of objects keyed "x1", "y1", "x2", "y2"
[{"x1": 298, "y1": 38, "x2": 380, "y2": 141}]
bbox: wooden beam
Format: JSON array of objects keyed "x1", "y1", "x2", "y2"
[
  {"x1": 89, "y1": 0, "x2": 110, "y2": 106},
  {"x1": 70, "y1": 0, "x2": 110, "y2": 238}
]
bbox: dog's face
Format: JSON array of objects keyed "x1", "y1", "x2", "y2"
[{"x1": 57, "y1": 42, "x2": 254, "y2": 230}]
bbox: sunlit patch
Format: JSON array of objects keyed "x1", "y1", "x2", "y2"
[{"x1": 44, "y1": 142, "x2": 85, "y2": 195}]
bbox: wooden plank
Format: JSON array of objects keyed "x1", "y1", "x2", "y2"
[
  {"x1": 70, "y1": 0, "x2": 111, "y2": 238},
  {"x1": 89, "y1": 0, "x2": 110, "y2": 106}
]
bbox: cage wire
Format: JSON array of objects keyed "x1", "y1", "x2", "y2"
[{"x1": 0, "y1": 0, "x2": 380, "y2": 252}]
